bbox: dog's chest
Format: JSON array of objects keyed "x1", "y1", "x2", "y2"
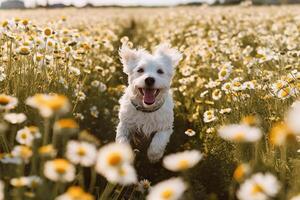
[{"x1": 129, "y1": 111, "x2": 167, "y2": 136}]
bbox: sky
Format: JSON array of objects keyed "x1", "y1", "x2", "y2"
[{"x1": 1, "y1": 0, "x2": 206, "y2": 7}]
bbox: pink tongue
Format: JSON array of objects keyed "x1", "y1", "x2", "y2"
[{"x1": 143, "y1": 89, "x2": 156, "y2": 105}]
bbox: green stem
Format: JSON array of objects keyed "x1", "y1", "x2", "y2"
[
  {"x1": 252, "y1": 142, "x2": 259, "y2": 167},
  {"x1": 100, "y1": 183, "x2": 116, "y2": 200},
  {"x1": 280, "y1": 145, "x2": 287, "y2": 200},
  {"x1": 43, "y1": 118, "x2": 50, "y2": 146},
  {"x1": 0, "y1": 134, "x2": 10, "y2": 152},
  {"x1": 112, "y1": 185, "x2": 125, "y2": 200},
  {"x1": 52, "y1": 182, "x2": 62, "y2": 199},
  {"x1": 10, "y1": 125, "x2": 17, "y2": 148},
  {"x1": 78, "y1": 166, "x2": 84, "y2": 188},
  {"x1": 89, "y1": 168, "x2": 97, "y2": 193}
]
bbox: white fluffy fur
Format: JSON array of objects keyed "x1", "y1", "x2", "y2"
[{"x1": 116, "y1": 43, "x2": 182, "y2": 163}]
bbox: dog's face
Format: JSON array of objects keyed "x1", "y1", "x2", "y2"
[{"x1": 120, "y1": 43, "x2": 182, "y2": 107}]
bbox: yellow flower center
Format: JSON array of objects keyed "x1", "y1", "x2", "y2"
[
  {"x1": 220, "y1": 70, "x2": 227, "y2": 77},
  {"x1": 20, "y1": 146, "x2": 32, "y2": 158},
  {"x1": 38, "y1": 145, "x2": 55, "y2": 155},
  {"x1": 276, "y1": 82, "x2": 284, "y2": 90},
  {"x1": 2, "y1": 20, "x2": 8, "y2": 27},
  {"x1": 19, "y1": 47, "x2": 30, "y2": 55},
  {"x1": 251, "y1": 184, "x2": 264, "y2": 194},
  {"x1": 0, "y1": 96, "x2": 10, "y2": 105},
  {"x1": 280, "y1": 89, "x2": 290, "y2": 98},
  {"x1": 233, "y1": 165, "x2": 245, "y2": 181},
  {"x1": 233, "y1": 132, "x2": 245, "y2": 141},
  {"x1": 178, "y1": 159, "x2": 189, "y2": 170},
  {"x1": 44, "y1": 28, "x2": 52, "y2": 36},
  {"x1": 28, "y1": 126, "x2": 38, "y2": 133},
  {"x1": 36, "y1": 55, "x2": 43, "y2": 62},
  {"x1": 67, "y1": 186, "x2": 84, "y2": 198},
  {"x1": 107, "y1": 152, "x2": 122, "y2": 166},
  {"x1": 34, "y1": 94, "x2": 68, "y2": 111},
  {"x1": 161, "y1": 188, "x2": 174, "y2": 199},
  {"x1": 242, "y1": 116, "x2": 257, "y2": 126},
  {"x1": 77, "y1": 147, "x2": 86, "y2": 157},
  {"x1": 22, "y1": 19, "x2": 29, "y2": 26},
  {"x1": 20, "y1": 132, "x2": 28, "y2": 139},
  {"x1": 56, "y1": 119, "x2": 78, "y2": 129},
  {"x1": 47, "y1": 41, "x2": 53, "y2": 47},
  {"x1": 234, "y1": 82, "x2": 241, "y2": 87},
  {"x1": 54, "y1": 159, "x2": 69, "y2": 174}
]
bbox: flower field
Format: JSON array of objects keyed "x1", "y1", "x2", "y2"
[{"x1": 0, "y1": 5, "x2": 300, "y2": 200}]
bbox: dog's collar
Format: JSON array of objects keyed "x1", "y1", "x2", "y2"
[{"x1": 131, "y1": 99, "x2": 165, "y2": 113}]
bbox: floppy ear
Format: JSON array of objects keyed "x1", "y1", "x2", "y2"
[
  {"x1": 155, "y1": 43, "x2": 182, "y2": 67},
  {"x1": 119, "y1": 43, "x2": 141, "y2": 74}
]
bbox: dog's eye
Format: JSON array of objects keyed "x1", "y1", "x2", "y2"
[
  {"x1": 157, "y1": 69, "x2": 164, "y2": 74},
  {"x1": 137, "y1": 68, "x2": 144, "y2": 73}
]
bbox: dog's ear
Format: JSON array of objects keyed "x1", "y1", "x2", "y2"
[
  {"x1": 119, "y1": 43, "x2": 141, "y2": 74},
  {"x1": 155, "y1": 43, "x2": 182, "y2": 67}
]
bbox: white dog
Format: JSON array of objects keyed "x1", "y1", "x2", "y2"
[{"x1": 115, "y1": 43, "x2": 182, "y2": 163}]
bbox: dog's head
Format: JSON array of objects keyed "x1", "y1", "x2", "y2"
[{"x1": 119, "y1": 43, "x2": 182, "y2": 107}]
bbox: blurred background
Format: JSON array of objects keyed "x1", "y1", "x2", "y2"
[{"x1": 0, "y1": 0, "x2": 297, "y2": 9}]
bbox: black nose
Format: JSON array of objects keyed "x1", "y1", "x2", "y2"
[{"x1": 145, "y1": 77, "x2": 155, "y2": 86}]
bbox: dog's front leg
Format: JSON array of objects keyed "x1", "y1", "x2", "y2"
[
  {"x1": 116, "y1": 122, "x2": 130, "y2": 144},
  {"x1": 147, "y1": 129, "x2": 172, "y2": 163}
]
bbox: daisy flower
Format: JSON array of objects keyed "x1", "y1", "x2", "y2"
[
  {"x1": 16, "y1": 127, "x2": 34, "y2": 146},
  {"x1": 184, "y1": 129, "x2": 196, "y2": 136},
  {"x1": 203, "y1": 109, "x2": 217, "y2": 123},
  {"x1": 54, "y1": 118, "x2": 79, "y2": 133},
  {"x1": 38, "y1": 145, "x2": 57, "y2": 158},
  {"x1": 137, "y1": 179, "x2": 151, "y2": 193},
  {"x1": 218, "y1": 124, "x2": 262, "y2": 143},
  {"x1": 147, "y1": 177, "x2": 187, "y2": 200},
  {"x1": 231, "y1": 78, "x2": 243, "y2": 91},
  {"x1": 96, "y1": 143, "x2": 133, "y2": 170},
  {"x1": 55, "y1": 186, "x2": 94, "y2": 200},
  {"x1": 11, "y1": 145, "x2": 32, "y2": 163},
  {"x1": 163, "y1": 150, "x2": 203, "y2": 171},
  {"x1": 17, "y1": 45, "x2": 31, "y2": 55},
  {"x1": 218, "y1": 66, "x2": 232, "y2": 81},
  {"x1": 222, "y1": 82, "x2": 232, "y2": 93},
  {"x1": 212, "y1": 89, "x2": 222, "y2": 100},
  {"x1": 26, "y1": 94, "x2": 70, "y2": 118},
  {"x1": 44, "y1": 159, "x2": 75, "y2": 182},
  {"x1": 27, "y1": 126, "x2": 42, "y2": 139},
  {"x1": 269, "y1": 122, "x2": 295, "y2": 146},
  {"x1": 233, "y1": 163, "x2": 251, "y2": 182},
  {"x1": 10, "y1": 177, "x2": 30, "y2": 187},
  {"x1": 95, "y1": 143, "x2": 136, "y2": 185},
  {"x1": 219, "y1": 108, "x2": 232, "y2": 114},
  {"x1": 290, "y1": 195, "x2": 300, "y2": 200},
  {"x1": 242, "y1": 81, "x2": 255, "y2": 90},
  {"x1": 241, "y1": 116, "x2": 260, "y2": 126},
  {"x1": 103, "y1": 163, "x2": 137, "y2": 185},
  {"x1": 0, "y1": 94, "x2": 18, "y2": 110},
  {"x1": 237, "y1": 173, "x2": 280, "y2": 200},
  {"x1": 66, "y1": 140, "x2": 97, "y2": 167},
  {"x1": 286, "y1": 101, "x2": 300, "y2": 134},
  {"x1": 271, "y1": 80, "x2": 287, "y2": 94},
  {"x1": 4, "y1": 113, "x2": 26, "y2": 124}
]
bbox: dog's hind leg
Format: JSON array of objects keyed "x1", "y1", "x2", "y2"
[
  {"x1": 116, "y1": 122, "x2": 131, "y2": 144},
  {"x1": 147, "y1": 129, "x2": 172, "y2": 163}
]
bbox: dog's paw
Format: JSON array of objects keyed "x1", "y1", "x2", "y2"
[{"x1": 147, "y1": 147, "x2": 164, "y2": 163}]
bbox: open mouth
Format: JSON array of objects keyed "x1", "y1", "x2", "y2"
[{"x1": 138, "y1": 88, "x2": 160, "y2": 105}]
